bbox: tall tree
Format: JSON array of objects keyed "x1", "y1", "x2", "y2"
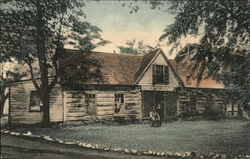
[
  {"x1": 117, "y1": 39, "x2": 156, "y2": 54},
  {"x1": 0, "y1": 63, "x2": 28, "y2": 117},
  {"x1": 0, "y1": 0, "x2": 109, "y2": 126},
  {"x1": 148, "y1": 0, "x2": 249, "y2": 110}
]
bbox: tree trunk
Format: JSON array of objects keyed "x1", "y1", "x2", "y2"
[
  {"x1": 0, "y1": 86, "x2": 9, "y2": 117},
  {"x1": 41, "y1": 90, "x2": 50, "y2": 126},
  {"x1": 36, "y1": 1, "x2": 50, "y2": 127}
]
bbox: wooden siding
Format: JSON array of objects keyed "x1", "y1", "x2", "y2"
[
  {"x1": 138, "y1": 53, "x2": 180, "y2": 91},
  {"x1": 9, "y1": 81, "x2": 63, "y2": 125},
  {"x1": 176, "y1": 90, "x2": 225, "y2": 115},
  {"x1": 63, "y1": 87, "x2": 141, "y2": 121}
]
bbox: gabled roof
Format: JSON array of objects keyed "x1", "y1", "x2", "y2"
[
  {"x1": 60, "y1": 49, "x2": 143, "y2": 85},
  {"x1": 134, "y1": 49, "x2": 160, "y2": 83},
  {"x1": 59, "y1": 49, "x2": 224, "y2": 88},
  {"x1": 134, "y1": 48, "x2": 184, "y2": 85}
]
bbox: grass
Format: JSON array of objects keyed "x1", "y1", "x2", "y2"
[{"x1": 13, "y1": 119, "x2": 250, "y2": 155}]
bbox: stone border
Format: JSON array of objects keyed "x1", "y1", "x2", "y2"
[{"x1": 1, "y1": 129, "x2": 250, "y2": 159}]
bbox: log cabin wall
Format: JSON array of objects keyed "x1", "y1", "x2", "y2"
[
  {"x1": 9, "y1": 81, "x2": 63, "y2": 125},
  {"x1": 176, "y1": 89, "x2": 225, "y2": 116},
  {"x1": 63, "y1": 86, "x2": 141, "y2": 121}
]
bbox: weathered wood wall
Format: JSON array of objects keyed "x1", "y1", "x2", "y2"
[
  {"x1": 176, "y1": 89, "x2": 225, "y2": 115},
  {"x1": 63, "y1": 87, "x2": 141, "y2": 121},
  {"x1": 9, "y1": 81, "x2": 63, "y2": 125}
]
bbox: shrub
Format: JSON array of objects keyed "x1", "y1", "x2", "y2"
[
  {"x1": 191, "y1": 110, "x2": 200, "y2": 116},
  {"x1": 128, "y1": 115, "x2": 137, "y2": 124},
  {"x1": 113, "y1": 116, "x2": 127, "y2": 125}
]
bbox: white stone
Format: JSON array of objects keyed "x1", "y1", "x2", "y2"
[
  {"x1": 124, "y1": 149, "x2": 130, "y2": 153},
  {"x1": 131, "y1": 149, "x2": 137, "y2": 154},
  {"x1": 64, "y1": 141, "x2": 75, "y2": 145},
  {"x1": 55, "y1": 139, "x2": 64, "y2": 144},
  {"x1": 10, "y1": 132, "x2": 20, "y2": 135},
  {"x1": 23, "y1": 131, "x2": 32, "y2": 136},
  {"x1": 43, "y1": 136, "x2": 54, "y2": 141},
  {"x1": 148, "y1": 150, "x2": 153, "y2": 154},
  {"x1": 160, "y1": 152, "x2": 165, "y2": 156},
  {"x1": 142, "y1": 151, "x2": 148, "y2": 155},
  {"x1": 30, "y1": 135, "x2": 41, "y2": 138},
  {"x1": 156, "y1": 152, "x2": 161, "y2": 156},
  {"x1": 175, "y1": 152, "x2": 183, "y2": 157},
  {"x1": 85, "y1": 144, "x2": 92, "y2": 148},
  {"x1": 104, "y1": 147, "x2": 110, "y2": 151},
  {"x1": 112, "y1": 148, "x2": 122, "y2": 152}
]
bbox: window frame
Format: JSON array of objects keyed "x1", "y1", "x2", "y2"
[
  {"x1": 85, "y1": 94, "x2": 96, "y2": 105},
  {"x1": 114, "y1": 93, "x2": 125, "y2": 113},
  {"x1": 153, "y1": 64, "x2": 169, "y2": 85},
  {"x1": 155, "y1": 65, "x2": 164, "y2": 84},
  {"x1": 29, "y1": 90, "x2": 42, "y2": 112}
]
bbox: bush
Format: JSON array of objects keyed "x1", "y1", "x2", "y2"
[
  {"x1": 128, "y1": 115, "x2": 137, "y2": 124},
  {"x1": 202, "y1": 109, "x2": 224, "y2": 120},
  {"x1": 191, "y1": 110, "x2": 200, "y2": 116},
  {"x1": 113, "y1": 116, "x2": 127, "y2": 125},
  {"x1": 178, "y1": 112, "x2": 191, "y2": 118}
]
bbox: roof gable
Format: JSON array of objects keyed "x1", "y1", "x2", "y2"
[
  {"x1": 134, "y1": 48, "x2": 183, "y2": 85},
  {"x1": 59, "y1": 49, "x2": 224, "y2": 89}
]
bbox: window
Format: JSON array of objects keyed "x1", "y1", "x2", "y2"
[
  {"x1": 153, "y1": 65, "x2": 169, "y2": 84},
  {"x1": 114, "y1": 94, "x2": 124, "y2": 113},
  {"x1": 85, "y1": 94, "x2": 95, "y2": 105},
  {"x1": 30, "y1": 91, "x2": 42, "y2": 111}
]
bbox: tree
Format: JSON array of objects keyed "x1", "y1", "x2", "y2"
[
  {"x1": 150, "y1": 0, "x2": 249, "y2": 110},
  {"x1": 0, "y1": 63, "x2": 28, "y2": 117},
  {"x1": 0, "y1": 0, "x2": 109, "y2": 126},
  {"x1": 117, "y1": 39, "x2": 156, "y2": 54}
]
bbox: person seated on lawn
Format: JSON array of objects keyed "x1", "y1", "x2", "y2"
[{"x1": 149, "y1": 108, "x2": 161, "y2": 127}]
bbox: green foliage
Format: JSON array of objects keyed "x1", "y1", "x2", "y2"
[
  {"x1": 117, "y1": 39, "x2": 155, "y2": 54},
  {"x1": 154, "y1": 0, "x2": 250, "y2": 110},
  {"x1": 0, "y1": 0, "x2": 109, "y2": 124},
  {"x1": 60, "y1": 52, "x2": 104, "y2": 88}
]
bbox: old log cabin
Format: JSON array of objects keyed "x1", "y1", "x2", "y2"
[{"x1": 7, "y1": 48, "x2": 227, "y2": 125}]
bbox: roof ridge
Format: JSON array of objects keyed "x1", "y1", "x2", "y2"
[{"x1": 64, "y1": 49, "x2": 144, "y2": 57}]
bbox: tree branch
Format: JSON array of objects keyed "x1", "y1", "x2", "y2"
[
  {"x1": 48, "y1": 47, "x2": 60, "y2": 92},
  {"x1": 25, "y1": 58, "x2": 40, "y2": 90}
]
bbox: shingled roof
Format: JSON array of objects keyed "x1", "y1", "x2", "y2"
[
  {"x1": 169, "y1": 60, "x2": 224, "y2": 89},
  {"x1": 60, "y1": 49, "x2": 144, "y2": 85},
  {"x1": 134, "y1": 49, "x2": 160, "y2": 82},
  {"x1": 60, "y1": 49, "x2": 224, "y2": 88}
]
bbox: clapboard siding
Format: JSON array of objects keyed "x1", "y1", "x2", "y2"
[
  {"x1": 138, "y1": 52, "x2": 180, "y2": 91},
  {"x1": 63, "y1": 87, "x2": 141, "y2": 121},
  {"x1": 9, "y1": 81, "x2": 63, "y2": 125}
]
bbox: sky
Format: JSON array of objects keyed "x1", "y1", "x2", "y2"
[{"x1": 65, "y1": 1, "x2": 199, "y2": 59}]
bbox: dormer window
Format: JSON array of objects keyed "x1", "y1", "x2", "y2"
[{"x1": 153, "y1": 65, "x2": 169, "y2": 84}]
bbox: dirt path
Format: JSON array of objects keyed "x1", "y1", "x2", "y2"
[{"x1": 1, "y1": 133, "x2": 165, "y2": 159}]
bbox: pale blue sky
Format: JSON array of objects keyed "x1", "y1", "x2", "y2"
[
  {"x1": 66, "y1": 1, "x2": 185, "y2": 58},
  {"x1": 77, "y1": 1, "x2": 200, "y2": 58}
]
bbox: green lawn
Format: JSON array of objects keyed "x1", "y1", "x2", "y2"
[{"x1": 13, "y1": 119, "x2": 250, "y2": 155}]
